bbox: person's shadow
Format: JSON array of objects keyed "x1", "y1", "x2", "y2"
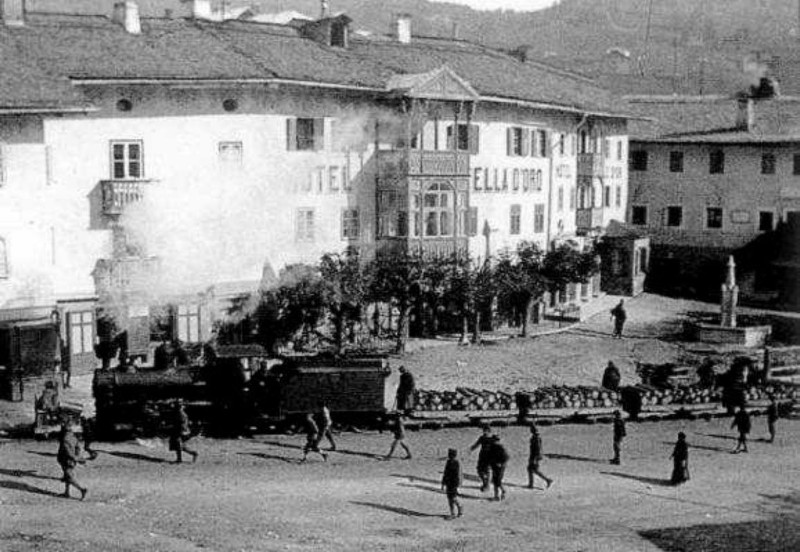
[
  {"x1": 602, "y1": 471, "x2": 673, "y2": 487},
  {"x1": 102, "y1": 450, "x2": 168, "y2": 464},
  {"x1": 0, "y1": 468, "x2": 61, "y2": 481},
  {"x1": 546, "y1": 453, "x2": 604, "y2": 464},
  {"x1": 351, "y1": 500, "x2": 444, "y2": 518},
  {"x1": 237, "y1": 452, "x2": 301, "y2": 465},
  {"x1": 0, "y1": 479, "x2": 63, "y2": 498}
]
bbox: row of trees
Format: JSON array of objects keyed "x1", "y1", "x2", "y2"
[{"x1": 226, "y1": 241, "x2": 599, "y2": 355}]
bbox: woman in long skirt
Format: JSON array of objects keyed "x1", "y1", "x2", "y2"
[{"x1": 670, "y1": 432, "x2": 690, "y2": 485}]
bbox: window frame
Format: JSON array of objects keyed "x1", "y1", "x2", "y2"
[
  {"x1": 295, "y1": 207, "x2": 316, "y2": 242},
  {"x1": 631, "y1": 205, "x2": 648, "y2": 226},
  {"x1": 758, "y1": 210, "x2": 775, "y2": 232},
  {"x1": 665, "y1": 205, "x2": 683, "y2": 228},
  {"x1": 341, "y1": 208, "x2": 360, "y2": 240},
  {"x1": 176, "y1": 304, "x2": 201, "y2": 344},
  {"x1": 422, "y1": 183, "x2": 454, "y2": 238},
  {"x1": 709, "y1": 150, "x2": 725, "y2": 174},
  {"x1": 510, "y1": 204, "x2": 522, "y2": 235},
  {"x1": 669, "y1": 151, "x2": 684, "y2": 173},
  {"x1": 705, "y1": 207, "x2": 723, "y2": 229},
  {"x1": 218, "y1": 141, "x2": 243, "y2": 166},
  {"x1": 630, "y1": 150, "x2": 648, "y2": 171},
  {"x1": 68, "y1": 310, "x2": 94, "y2": 355},
  {"x1": 533, "y1": 203, "x2": 545, "y2": 234},
  {"x1": 287, "y1": 117, "x2": 324, "y2": 152},
  {"x1": 110, "y1": 140, "x2": 144, "y2": 180},
  {"x1": 761, "y1": 152, "x2": 776, "y2": 175}
]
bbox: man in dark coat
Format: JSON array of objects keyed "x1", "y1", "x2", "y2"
[
  {"x1": 170, "y1": 400, "x2": 198, "y2": 464},
  {"x1": 57, "y1": 424, "x2": 87, "y2": 500},
  {"x1": 732, "y1": 406, "x2": 751, "y2": 454},
  {"x1": 611, "y1": 410, "x2": 626, "y2": 465},
  {"x1": 610, "y1": 300, "x2": 627, "y2": 339},
  {"x1": 602, "y1": 361, "x2": 621, "y2": 391},
  {"x1": 396, "y1": 366, "x2": 416, "y2": 416},
  {"x1": 527, "y1": 425, "x2": 553, "y2": 490},
  {"x1": 488, "y1": 435, "x2": 509, "y2": 501},
  {"x1": 441, "y1": 448, "x2": 463, "y2": 519},
  {"x1": 469, "y1": 425, "x2": 494, "y2": 492},
  {"x1": 766, "y1": 395, "x2": 779, "y2": 444}
]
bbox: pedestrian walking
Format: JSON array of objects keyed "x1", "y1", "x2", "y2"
[
  {"x1": 670, "y1": 432, "x2": 690, "y2": 485},
  {"x1": 766, "y1": 395, "x2": 778, "y2": 443},
  {"x1": 80, "y1": 416, "x2": 98, "y2": 461},
  {"x1": 732, "y1": 406, "x2": 751, "y2": 453},
  {"x1": 385, "y1": 414, "x2": 412, "y2": 460},
  {"x1": 610, "y1": 410, "x2": 626, "y2": 465},
  {"x1": 316, "y1": 401, "x2": 336, "y2": 451},
  {"x1": 57, "y1": 424, "x2": 87, "y2": 500},
  {"x1": 469, "y1": 425, "x2": 494, "y2": 492},
  {"x1": 488, "y1": 435, "x2": 509, "y2": 501},
  {"x1": 395, "y1": 366, "x2": 416, "y2": 416},
  {"x1": 602, "y1": 361, "x2": 621, "y2": 391},
  {"x1": 610, "y1": 299, "x2": 627, "y2": 339},
  {"x1": 441, "y1": 448, "x2": 463, "y2": 519},
  {"x1": 169, "y1": 400, "x2": 198, "y2": 464},
  {"x1": 301, "y1": 413, "x2": 328, "y2": 462},
  {"x1": 527, "y1": 425, "x2": 553, "y2": 490}
]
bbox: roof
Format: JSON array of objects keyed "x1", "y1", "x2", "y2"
[
  {"x1": 626, "y1": 95, "x2": 800, "y2": 144},
  {"x1": 0, "y1": 12, "x2": 626, "y2": 117}
]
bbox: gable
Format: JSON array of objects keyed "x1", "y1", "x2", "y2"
[{"x1": 386, "y1": 66, "x2": 479, "y2": 101}]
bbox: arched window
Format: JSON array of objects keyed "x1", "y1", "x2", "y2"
[
  {"x1": 0, "y1": 238, "x2": 7, "y2": 278},
  {"x1": 423, "y1": 182, "x2": 454, "y2": 237}
]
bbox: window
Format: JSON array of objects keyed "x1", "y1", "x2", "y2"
[
  {"x1": 637, "y1": 246, "x2": 648, "y2": 274},
  {"x1": 218, "y1": 141, "x2": 242, "y2": 165},
  {"x1": 669, "y1": 151, "x2": 684, "y2": 173},
  {"x1": 423, "y1": 183, "x2": 453, "y2": 237},
  {"x1": 329, "y1": 166, "x2": 340, "y2": 191},
  {"x1": 473, "y1": 167, "x2": 482, "y2": 191},
  {"x1": 287, "y1": 117, "x2": 324, "y2": 151},
  {"x1": 603, "y1": 139, "x2": 610, "y2": 159},
  {"x1": 615, "y1": 186, "x2": 622, "y2": 208},
  {"x1": 631, "y1": 205, "x2": 648, "y2": 225},
  {"x1": 630, "y1": 150, "x2": 648, "y2": 171},
  {"x1": 759, "y1": 211, "x2": 774, "y2": 232},
  {"x1": 502, "y1": 169, "x2": 509, "y2": 191},
  {"x1": 341, "y1": 208, "x2": 359, "y2": 240},
  {"x1": 296, "y1": 208, "x2": 315, "y2": 241},
  {"x1": 706, "y1": 207, "x2": 723, "y2": 229},
  {"x1": 666, "y1": 206, "x2": 683, "y2": 227},
  {"x1": 176, "y1": 304, "x2": 201, "y2": 343},
  {"x1": 616, "y1": 140, "x2": 623, "y2": 161},
  {"x1": 468, "y1": 206, "x2": 478, "y2": 236},
  {"x1": 559, "y1": 134, "x2": 566, "y2": 156},
  {"x1": 557, "y1": 186, "x2": 564, "y2": 211},
  {"x1": 761, "y1": 152, "x2": 776, "y2": 175},
  {"x1": 330, "y1": 20, "x2": 348, "y2": 47},
  {"x1": 342, "y1": 165, "x2": 351, "y2": 191},
  {"x1": 569, "y1": 186, "x2": 576, "y2": 210},
  {"x1": 510, "y1": 204, "x2": 521, "y2": 235},
  {"x1": 709, "y1": 150, "x2": 725, "y2": 174},
  {"x1": 447, "y1": 124, "x2": 479, "y2": 153},
  {"x1": 512, "y1": 169, "x2": 520, "y2": 191},
  {"x1": 536, "y1": 130, "x2": 548, "y2": 157},
  {"x1": 522, "y1": 169, "x2": 530, "y2": 192},
  {"x1": 507, "y1": 127, "x2": 526, "y2": 156},
  {"x1": 794, "y1": 154, "x2": 800, "y2": 175},
  {"x1": 532, "y1": 169, "x2": 542, "y2": 191},
  {"x1": 68, "y1": 311, "x2": 94, "y2": 355},
  {"x1": 0, "y1": 238, "x2": 7, "y2": 278},
  {"x1": 603, "y1": 186, "x2": 611, "y2": 208},
  {"x1": 111, "y1": 140, "x2": 143, "y2": 179},
  {"x1": 533, "y1": 203, "x2": 545, "y2": 233}
]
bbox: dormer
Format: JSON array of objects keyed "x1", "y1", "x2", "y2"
[{"x1": 300, "y1": 13, "x2": 352, "y2": 48}]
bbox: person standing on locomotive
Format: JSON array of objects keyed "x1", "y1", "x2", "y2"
[{"x1": 396, "y1": 366, "x2": 416, "y2": 416}]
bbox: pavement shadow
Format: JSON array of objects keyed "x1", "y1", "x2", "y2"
[
  {"x1": 547, "y1": 453, "x2": 604, "y2": 464},
  {"x1": 261, "y1": 440, "x2": 304, "y2": 451},
  {"x1": 102, "y1": 450, "x2": 168, "y2": 464},
  {"x1": 396, "y1": 482, "x2": 485, "y2": 501},
  {"x1": 393, "y1": 473, "x2": 526, "y2": 490},
  {"x1": 0, "y1": 479, "x2": 63, "y2": 498},
  {"x1": 329, "y1": 448, "x2": 385, "y2": 460},
  {"x1": 699, "y1": 433, "x2": 738, "y2": 441},
  {"x1": 661, "y1": 441, "x2": 728, "y2": 453},
  {"x1": 238, "y1": 452, "x2": 301, "y2": 465},
  {"x1": 602, "y1": 471, "x2": 673, "y2": 487},
  {"x1": 0, "y1": 468, "x2": 61, "y2": 481},
  {"x1": 351, "y1": 500, "x2": 444, "y2": 519}
]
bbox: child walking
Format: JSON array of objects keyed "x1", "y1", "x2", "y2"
[{"x1": 441, "y1": 448, "x2": 463, "y2": 519}]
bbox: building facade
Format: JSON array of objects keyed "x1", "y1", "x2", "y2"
[
  {"x1": 626, "y1": 94, "x2": 800, "y2": 300},
  {"x1": 0, "y1": 1, "x2": 630, "y2": 373}
]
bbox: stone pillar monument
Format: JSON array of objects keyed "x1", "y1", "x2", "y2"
[{"x1": 720, "y1": 255, "x2": 739, "y2": 328}]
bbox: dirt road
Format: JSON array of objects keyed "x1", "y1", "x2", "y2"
[{"x1": 1, "y1": 415, "x2": 799, "y2": 551}]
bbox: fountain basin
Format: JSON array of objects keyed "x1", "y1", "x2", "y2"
[{"x1": 683, "y1": 320, "x2": 772, "y2": 348}]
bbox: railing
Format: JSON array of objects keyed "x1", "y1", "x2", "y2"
[
  {"x1": 577, "y1": 153, "x2": 605, "y2": 178},
  {"x1": 576, "y1": 207, "x2": 604, "y2": 231},
  {"x1": 101, "y1": 180, "x2": 153, "y2": 216},
  {"x1": 379, "y1": 150, "x2": 470, "y2": 177},
  {"x1": 377, "y1": 237, "x2": 469, "y2": 258}
]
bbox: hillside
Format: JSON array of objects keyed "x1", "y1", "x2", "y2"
[{"x1": 23, "y1": 0, "x2": 800, "y2": 96}]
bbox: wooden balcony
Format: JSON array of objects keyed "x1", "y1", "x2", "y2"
[
  {"x1": 576, "y1": 207, "x2": 604, "y2": 233},
  {"x1": 101, "y1": 179, "x2": 153, "y2": 216},
  {"x1": 379, "y1": 150, "x2": 470, "y2": 177},
  {"x1": 377, "y1": 237, "x2": 469, "y2": 258},
  {"x1": 577, "y1": 154, "x2": 605, "y2": 178}
]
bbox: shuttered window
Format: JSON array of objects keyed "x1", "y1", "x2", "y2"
[
  {"x1": 287, "y1": 118, "x2": 324, "y2": 151},
  {"x1": 447, "y1": 124, "x2": 480, "y2": 153}
]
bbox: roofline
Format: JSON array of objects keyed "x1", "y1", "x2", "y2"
[
  {"x1": 631, "y1": 137, "x2": 800, "y2": 145},
  {"x1": 0, "y1": 106, "x2": 98, "y2": 114},
  {"x1": 71, "y1": 78, "x2": 630, "y2": 118}
]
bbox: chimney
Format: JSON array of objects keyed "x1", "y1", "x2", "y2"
[
  {"x1": 394, "y1": 14, "x2": 411, "y2": 44},
  {"x1": 736, "y1": 98, "x2": 755, "y2": 131},
  {"x1": 2, "y1": 0, "x2": 25, "y2": 26},
  {"x1": 190, "y1": 0, "x2": 212, "y2": 20},
  {"x1": 113, "y1": 1, "x2": 141, "y2": 35},
  {"x1": 321, "y1": 0, "x2": 330, "y2": 18}
]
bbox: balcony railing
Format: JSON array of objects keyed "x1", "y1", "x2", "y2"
[
  {"x1": 377, "y1": 237, "x2": 469, "y2": 258},
  {"x1": 379, "y1": 150, "x2": 470, "y2": 177},
  {"x1": 101, "y1": 179, "x2": 153, "y2": 216},
  {"x1": 576, "y1": 207, "x2": 604, "y2": 232},
  {"x1": 577, "y1": 154, "x2": 605, "y2": 178}
]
